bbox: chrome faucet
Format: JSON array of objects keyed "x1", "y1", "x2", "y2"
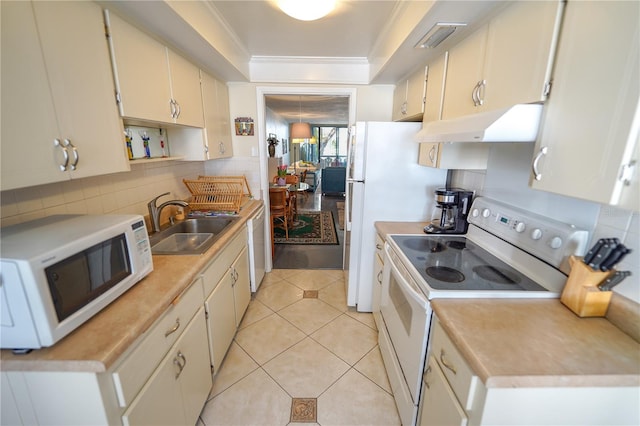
[{"x1": 147, "y1": 192, "x2": 189, "y2": 233}]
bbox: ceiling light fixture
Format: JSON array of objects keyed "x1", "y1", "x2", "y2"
[
  {"x1": 415, "y1": 22, "x2": 467, "y2": 49},
  {"x1": 278, "y1": 0, "x2": 336, "y2": 21},
  {"x1": 291, "y1": 96, "x2": 312, "y2": 139}
]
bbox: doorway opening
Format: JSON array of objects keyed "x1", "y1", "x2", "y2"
[{"x1": 257, "y1": 87, "x2": 356, "y2": 271}]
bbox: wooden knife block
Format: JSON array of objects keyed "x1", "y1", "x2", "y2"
[{"x1": 560, "y1": 255, "x2": 614, "y2": 317}]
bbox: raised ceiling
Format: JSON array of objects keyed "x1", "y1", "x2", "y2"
[{"x1": 265, "y1": 95, "x2": 350, "y2": 125}]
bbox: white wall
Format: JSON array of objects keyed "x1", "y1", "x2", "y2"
[{"x1": 451, "y1": 144, "x2": 640, "y2": 304}]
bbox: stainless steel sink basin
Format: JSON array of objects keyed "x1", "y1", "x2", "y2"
[{"x1": 150, "y1": 217, "x2": 238, "y2": 254}]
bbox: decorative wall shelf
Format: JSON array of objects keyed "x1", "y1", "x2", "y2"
[{"x1": 128, "y1": 156, "x2": 184, "y2": 164}]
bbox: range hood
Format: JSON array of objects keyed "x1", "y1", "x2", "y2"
[{"x1": 415, "y1": 104, "x2": 544, "y2": 143}]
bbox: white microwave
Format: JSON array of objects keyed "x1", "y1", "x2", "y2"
[{"x1": 0, "y1": 214, "x2": 153, "y2": 351}]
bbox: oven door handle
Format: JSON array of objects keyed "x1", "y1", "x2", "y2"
[{"x1": 384, "y1": 244, "x2": 429, "y2": 310}]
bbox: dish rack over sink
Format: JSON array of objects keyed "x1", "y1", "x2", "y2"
[{"x1": 183, "y1": 175, "x2": 251, "y2": 213}]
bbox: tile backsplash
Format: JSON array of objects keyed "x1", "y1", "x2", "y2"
[
  {"x1": 451, "y1": 146, "x2": 640, "y2": 305},
  {"x1": 0, "y1": 161, "x2": 204, "y2": 228}
]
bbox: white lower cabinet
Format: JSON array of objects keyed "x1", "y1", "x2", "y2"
[
  {"x1": 122, "y1": 308, "x2": 211, "y2": 426},
  {"x1": 0, "y1": 225, "x2": 256, "y2": 425},
  {"x1": 419, "y1": 356, "x2": 467, "y2": 426},
  {"x1": 372, "y1": 233, "x2": 384, "y2": 329},
  {"x1": 421, "y1": 316, "x2": 639, "y2": 425},
  {"x1": 202, "y1": 229, "x2": 251, "y2": 374}
]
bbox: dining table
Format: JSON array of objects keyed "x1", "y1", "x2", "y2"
[{"x1": 269, "y1": 182, "x2": 309, "y2": 220}]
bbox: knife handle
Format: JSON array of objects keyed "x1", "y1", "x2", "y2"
[
  {"x1": 583, "y1": 238, "x2": 606, "y2": 265},
  {"x1": 599, "y1": 246, "x2": 630, "y2": 271}
]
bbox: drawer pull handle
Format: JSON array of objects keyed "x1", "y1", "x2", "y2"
[
  {"x1": 440, "y1": 349, "x2": 457, "y2": 374},
  {"x1": 165, "y1": 318, "x2": 180, "y2": 337}
]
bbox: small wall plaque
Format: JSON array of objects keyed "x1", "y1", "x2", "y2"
[{"x1": 234, "y1": 117, "x2": 254, "y2": 136}]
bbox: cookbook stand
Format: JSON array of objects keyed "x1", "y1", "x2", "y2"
[{"x1": 560, "y1": 256, "x2": 613, "y2": 317}]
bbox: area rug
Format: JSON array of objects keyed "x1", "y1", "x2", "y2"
[
  {"x1": 274, "y1": 210, "x2": 338, "y2": 244},
  {"x1": 336, "y1": 201, "x2": 345, "y2": 230}
]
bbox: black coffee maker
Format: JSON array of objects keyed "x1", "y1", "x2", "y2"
[{"x1": 424, "y1": 188, "x2": 474, "y2": 234}]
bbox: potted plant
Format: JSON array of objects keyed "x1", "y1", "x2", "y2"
[
  {"x1": 267, "y1": 134, "x2": 279, "y2": 157},
  {"x1": 277, "y1": 165, "x2": 287, "y2": 185}
]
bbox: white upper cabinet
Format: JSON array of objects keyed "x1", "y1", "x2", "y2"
[
  {"x1": 423, "y1": 53, "x2": 448, "y2": 124},
  {"x1": 204, "y1": 73, "x2": 233, "y2": 159},
  {"x1": 442, "y1": 1, "x2": 563, "y2": 119},
  {"x1": 392, "y1": 66, "x2": 427, "y2": 121},
  {"x1": 530, "y1": 1, "x2": 639, "y2": 211},
  {"x1": 166, "y1": 50, "x2": 205, "y2": 128},
  {"x1": 1, "y1": 1, "x2": 129, "y2": 191},
  {"x1": 419, "y1": 52, "x2": 490, "y2": 170},
  {"x1": 170, "y1": 71, "x2": 233, "y2": 161},
  {"x1": 106, "y1": 10, "x2": 203, "y2": 128}
]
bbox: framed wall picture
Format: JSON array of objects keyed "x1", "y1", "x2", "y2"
[{"x1": 282, "y1": 138, "x2": 288, "y2": 154}]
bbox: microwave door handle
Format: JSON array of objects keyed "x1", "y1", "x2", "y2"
[{"x1": 384, "y1": 245, "x2": 429, "y2": 310}]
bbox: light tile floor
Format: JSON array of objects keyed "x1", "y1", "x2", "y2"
[{"x1": 198, "y1": 269, "x2": 400, "y2": 426}]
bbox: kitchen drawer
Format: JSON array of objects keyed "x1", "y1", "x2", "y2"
[
  {"x1": 112, "y1": 279, "x2": 204, "y2": 407},
  {"x1": 202, "y1": 229, "x2": 247, "y2": 297},
  {"x1": 431, "y1": 317, "x2": 479, "y2": 411}
]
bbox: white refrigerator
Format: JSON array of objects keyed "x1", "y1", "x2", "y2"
[{"x1": 344, "y1": 121, "x2": 447, "y2": 312}]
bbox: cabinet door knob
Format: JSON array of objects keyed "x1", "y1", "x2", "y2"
[
  {"x1": 174, "y1": 350, "x2": 187, "y2": 379},
  {"x1": 423, "y1": 364, "x2": 432, "y2": 389},
  {"x1": 532, "y1": 146, "x2": 548, "y2": 181},
  {"x1": 477, "y1": 80, "x2": 486, "y2": 106},
  {"x1": 54, "y1": 139, "x2": 69, "y2": 171},
  {"x1": 471, "y1": 82, "x2": 480, "y2": 106},
  {"x1": 428, "y1": 145, "x2": 437, "y2": 166},
  {"x1": 63, "y1": 139, "x2": 79, "y2": 170}
]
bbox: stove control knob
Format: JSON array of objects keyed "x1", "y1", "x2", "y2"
[
  {"x1": 515, "y1": 222, "x2": 526, "y2": 233},
  {"x1": 482, "y1": 208, "x2": 491, "y2": 218},
  {"x1": 549, "y1": 236, "x2": 563, "y2": 249},
  {"x1": 531, "y1": 228, "x2": 543, "y2": 240},
  {"x1": 471, "y1": 208, "x2": 480, "y2": 218}
]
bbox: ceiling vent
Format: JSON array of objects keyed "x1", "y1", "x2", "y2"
[{"x1": 415, "y1": 22, "x2": 467, "y2": 49}]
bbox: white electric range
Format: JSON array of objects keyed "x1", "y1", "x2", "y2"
[{"x1": 377, "y1": 197, "x2": 589, "y2": 426}]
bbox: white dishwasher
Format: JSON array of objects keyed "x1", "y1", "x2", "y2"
[{"x1": 247, "y1": 205, "x2": 266, "y2": 292}]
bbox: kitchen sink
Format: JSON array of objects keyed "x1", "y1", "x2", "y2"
[{"x1": 149, "y1": 217, "x2": 238, "y2": 254}]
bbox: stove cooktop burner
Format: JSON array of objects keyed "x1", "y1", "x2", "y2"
[
  {"x1": 472, "y1": 265, "x2": 521, "y2": 285},
  {"x1": 426, "y1": 266, "x2": 465, "y2": 283},
  {"x1": 390, "y1": 235, "x2": 548, "y2": 292}
]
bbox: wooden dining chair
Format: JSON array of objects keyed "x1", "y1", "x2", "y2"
[{"x1": 269, "y1": 187, "x2": 290, "y2": 256}]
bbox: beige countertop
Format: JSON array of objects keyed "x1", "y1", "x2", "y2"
[
  {"x1": 0, "y1": 200, "x2": 264, "y2": 373},
  {"x1": 375, "y1": 221, "x2": 640, "y2": 389},
  {"x1": 432, "y1": 299, "x2": 640, "y2": 388}
]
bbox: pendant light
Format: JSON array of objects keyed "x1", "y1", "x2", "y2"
[{"x1": 291, "y1": 96, "x2": 312, "y2": 139}]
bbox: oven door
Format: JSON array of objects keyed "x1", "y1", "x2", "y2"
[{"x1": 380, "y1": 243, "x2": 432, "y2": 404}]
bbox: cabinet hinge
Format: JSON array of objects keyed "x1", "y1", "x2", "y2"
[
  {"x1": 104, "y1": 24, "x2": 110, "y2": 38},
  {"x1": 543, "y1": 80, "x2": 553, "y2": 98},
  {"x1": 204, "y1": 310, "x2": 209, "y2": 320},
  {"x1": 618, "y1": 160, "x2": 637, "y2": 185},
  {"x1": 115, "y1": 91, "x2": 121, "y2": 105}
]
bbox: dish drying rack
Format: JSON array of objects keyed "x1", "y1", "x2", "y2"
[{"x1": 183, "y1": 175, "x2": 251, "y2": 213}]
